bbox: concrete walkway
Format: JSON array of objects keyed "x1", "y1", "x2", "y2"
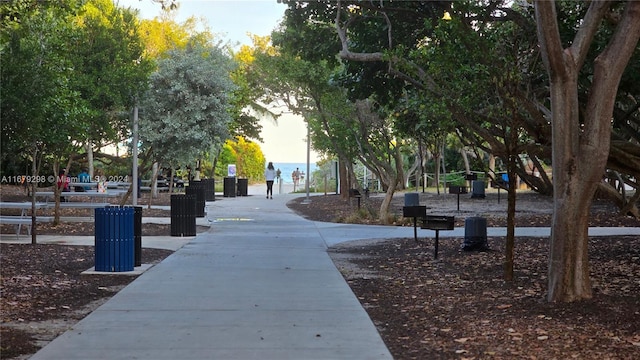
[
  {"x1": 28, "y1": 187, "x2": 394, "y2": 360},
  {"x1": 14, "y1": 185, "x2": 640, "y2": 359}
]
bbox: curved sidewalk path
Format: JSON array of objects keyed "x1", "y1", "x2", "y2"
[
  {"x1": 28, "y1": 186, "x2": 639, "y2": 360},
  {"x1": 30, "y1": 188, "x2": 394, "y2": 360}
]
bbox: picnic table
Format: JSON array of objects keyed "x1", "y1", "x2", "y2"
[
  {"x1": 68, "y1": 182, "x2": 131, "y2": 190},
  {"x1": 35, "y1": 190, "x2": 126, "y2": 203},
  {"x1": 0, "y1": 201, "x2": 50, "y2": 213},
  {"x1": 0, "y1": 202, "x2": 53, "y2": 236}
]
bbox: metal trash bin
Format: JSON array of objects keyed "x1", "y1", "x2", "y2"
[
  {"x1": 124, "y1": 206, "x2": 143, "y2": 267},
  {"x1": 124, "y1": 206, "x2": 142, "y2": 267},
  {"x1": 171, "y1": 194, "x2": 196, "y2": 237},
  {"x1": 223, "y1": 177, "x2": 236, "y2": 197},
  {"x1": 201, "y1": 178, "x2": 216, "y2": 201},
  {"x1": 462, "y1": 216, "x2": 489, "y2": 251},
  {"x1": 471, "y1": 180, "x2": 486, "y2": 199},
  {"x1": 237, "y1": 178, "x2": 248, "y2": 196},
  {"x1": 186, "y1": 182, "x2": 205, "y2": 218},
  {"x1": 94, "y1": 207, "x2": 134, "y2": 272},
  {"x1": 404, "y1": 193, "x2": 420, "y2": 206}
]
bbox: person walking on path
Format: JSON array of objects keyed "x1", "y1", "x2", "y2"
[
  {"x1": 292, "y1": 167, "x2": 300, "y2": 192},
  {"x1": 264, "y1": 162, "x2": 276, "y2": 199}
]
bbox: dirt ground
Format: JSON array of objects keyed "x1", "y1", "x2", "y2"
[
  {"x1": 1, "y1": 185, "x2": 639, "y2": 359},
  {"x1": 289, "y1": 191, "x2": 640, "y2": 359}
]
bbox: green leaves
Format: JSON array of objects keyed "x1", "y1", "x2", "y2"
[{"x1": 139, "y1": 42, "x2": 236, "y2": 168}]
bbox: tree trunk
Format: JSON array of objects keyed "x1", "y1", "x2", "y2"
[
  {"x1": 440, "y1": 141, "x2": 447, "y2": 190},
  {"x1": 461, "y1": 148, "x2": 470, "y2": 175},
  {"x1": 151, "y1": 162, "x2": 159, "y2": 198},
  {"x1": 535, "y1": 0, "x2": 640, "y2": 302},
  {"x1": 545, "y1": 65, "x2": 597, "y2": 302},
  {"x1": 86, "y1": 141, "x2": 94, "y2": 179},
  {"x1": 379, "y1": 183, "x2": 395, "y2": 224},
  {"x1": 488, "y1": 154, "x2": 496, "y2": 183},
  {"x1": 434, "y1": 153, "x2": 441, "y2": 194},
  {"x1": 338, "y1": 158, "x2": 350, "y2": 199},
  {"x1": 30, "y1": 146, "x2": 38, "y2": 245},
  {"x1": 504, "y1": 159, "x2": 518, "y2": 282}
]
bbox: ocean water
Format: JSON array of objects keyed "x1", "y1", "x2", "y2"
[{"x1": 270, "y1": 162, "x2": 317, "y2": 183}]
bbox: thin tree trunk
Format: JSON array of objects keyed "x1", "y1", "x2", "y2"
[
  {"x1": 151, "y1": 162, "x2": 159, "y2": 198},
  {"x1": 86, "y1": 141, "x2": 94, "y2": 178},
  {"x1": 379, "y1": 183, "x2": 395, "y2": 224},
  {"x1": 504, "y1": 158, "x2": 518, "y2": 282},
  {"x1": 30, "y1": 146, "x2": 38, "y2": 245},
  {"x1": 434, "y1": 154, "x2": 441, "y2": 195}
]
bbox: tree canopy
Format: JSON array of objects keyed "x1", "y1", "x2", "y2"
[{"x1": 139, "y1": 41, "x2": 236, "y2": 170}]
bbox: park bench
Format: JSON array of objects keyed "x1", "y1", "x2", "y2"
[
  {"x1": 140, "y1": 186, "x2": 170, "y2": 192},
  {"x1": 0, "y1": 216, "x2": 54, "y2": 236},
  {"x1": 57, "y1": 202, "x2": 112, "y2": 209}
]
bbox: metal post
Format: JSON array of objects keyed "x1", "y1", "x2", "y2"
[
  {"x1": 302, "y1": 119, "x2": 311, "y2": 204},
  {"x1": 132, "y1": 104, "x2": 139, "y2": 206}
]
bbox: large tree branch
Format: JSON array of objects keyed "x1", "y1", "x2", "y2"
[
  {"x1": 570, "y1": 1, "x2": 614, "y2": 69},
  {"x1": 586, "y1": 1, "x2": 640, "y2": 140},
  {"x1": 534, "y1": 1, "x2": 566, "y2": 78}
]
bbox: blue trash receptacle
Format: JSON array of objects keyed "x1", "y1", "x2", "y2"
[
  {"x1": 124, "y1": 206, "x2": 143, "y2": 267},
  {"x1": 94, "y1": 207, "x2": 134, "y2": 272}
]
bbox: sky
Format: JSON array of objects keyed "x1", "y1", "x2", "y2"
[{"x1": 117, "y1": 0, "x2": 320, "y2": 164}]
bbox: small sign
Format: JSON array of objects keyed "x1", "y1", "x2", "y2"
[
  {"x1": 97, "y1": 181, "x2": 106, "y2": 193},
  {"x1": 227, "y1": 164, "x2": 236, "y2": 177}
]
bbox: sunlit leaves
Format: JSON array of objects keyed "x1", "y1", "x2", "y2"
[{"x1": 139, "y1": 42, "x2": 236, "y2": 169}]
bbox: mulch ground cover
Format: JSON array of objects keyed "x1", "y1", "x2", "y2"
[{"x1": 1, "y1": 185, "x2": 639, "y2": 359}]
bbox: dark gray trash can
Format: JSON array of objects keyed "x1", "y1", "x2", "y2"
[
  {"x1": 404, "y1": 193, "x2": 420, "y2": 206},
  {"x1": 237, "y1": 178, "x2": 248, "y2": 196},
  {"x1": 201, "y1": 178, "x2": 216, "y2": 201},
  {"x1": 186, "y1": 182, "x2": 205, "y2": 218},
  {"x1": 223, "y1": 177, "x2": 236, "y2": 197},
  {"x1": 471, "y1": 180, "x2": 486, "y2": 199},
  {"x1": 171, "y1": 194, "x2": 196, "y2": 237},
  {"x1": 462, "y1": 216, "x2": 489, "y2": 251}
]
